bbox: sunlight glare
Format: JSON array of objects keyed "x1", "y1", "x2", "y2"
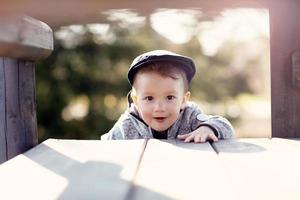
[
  {"x1": 150, "y1": 9, "x2": 202, "y2": 44},
  {"x1": 87, "y1": 24, "x2": 110, "y2": 35},
  {"x1": 104, "y1": 9, "x2": 145, "y2": 29},
  {"x1": 198, "y1": 8, "x2": 269, "y2": 56},
  {"x1": 62, "y1": 95, "x2": 90, "y2": 121}
]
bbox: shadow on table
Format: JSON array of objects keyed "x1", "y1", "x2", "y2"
[
  {"x1": 210, "y1": 139, "x2": 267, "y2": 153},
  {"x1": 147, "y1": 139, "x2": 266, "y2": 154},
  {"x1": 24, "y1": 143, "x2": 173, "y2": 200},
  {"x1": 147, "y1": 139, "x2": 220, "y2": 152}
]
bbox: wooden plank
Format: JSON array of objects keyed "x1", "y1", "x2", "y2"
[
  {"x1": 269, "y1": 0, "x2": 300, "y2": 137},
  {"x1": 18, "y1": 60, "x2": 38, "y2": 149},
  {"x1": 213, "y1": 138, "x2": 300, "y2": 200},
  {"x1": 0, "y1": 139, "x2": 146, "y2": 200},
  {"x1": 0, "y1": 15, "x2": 53, "y2": 60},
  {"x1": 0, "y1": 57, "x2": 7, "y2": 163},
  {"x1": 4, "y1": 57, "x2": 27, "y2": 159},
  {"x1": 131, "y1": 139, "x2": 234, "y2": 200},
  {"x1": 0, "y1": 0, "x2": 267, "y2": 27}
]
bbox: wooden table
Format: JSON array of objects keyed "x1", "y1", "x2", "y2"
[{"x1": 0, "y1": 138, "x2": 300, "y2": 200}]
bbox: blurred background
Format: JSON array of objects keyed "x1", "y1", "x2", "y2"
[{"x1": 36, "y1": 8, "x2": 270, "y2": 141}]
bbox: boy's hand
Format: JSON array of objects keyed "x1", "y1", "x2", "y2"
[{"x1": 177, "y1": 126, "x2": 218, "y2": 143}]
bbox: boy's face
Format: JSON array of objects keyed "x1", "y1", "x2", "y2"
[{"x1": 132, "y1": 71, "x2": 190, "y2": 133}]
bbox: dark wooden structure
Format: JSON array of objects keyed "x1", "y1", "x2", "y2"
[
  {"x1": 0, "y1": 0, "x2": 300, "y2": 163},
  {"x1": 269, "y1": 1, "x2": 300, "y2": 138},
  {"x1": 0, "y1": 16, "x2": 53, "y2": 163}
]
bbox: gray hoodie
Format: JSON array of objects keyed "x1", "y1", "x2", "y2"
[{"x1": 101, "y1": 102, "x2": 234, "y2": 140}]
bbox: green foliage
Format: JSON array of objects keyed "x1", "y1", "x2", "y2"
[{"x1": 36, "y1": 28, "x2": 142, "y2": 141}]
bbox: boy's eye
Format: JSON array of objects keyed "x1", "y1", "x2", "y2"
[
  {"x1": 145, "y1": 96, "x2": 154, "y2": 101},
  {"x1": 166, "y1": 95, "x2": 175, "y2": 100}
]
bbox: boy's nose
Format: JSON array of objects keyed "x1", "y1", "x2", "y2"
[{"x1": 154, "y1": 100, "x2": 165, "y2": 112}]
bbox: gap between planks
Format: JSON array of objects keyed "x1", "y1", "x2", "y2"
[
  {"x1": 125, "y1": 138, "x2": 148, "y2": 200},
  {"x1": 124, "y1": 138, "x2": 219, "y2": 200}
]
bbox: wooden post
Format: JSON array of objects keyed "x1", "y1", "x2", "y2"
[
  {"x1": 269, "y1": 0, "x2": 300, "y2": 138},
  {"x1": 0, "y1": 16, "x2": 53, "y2": 163}
]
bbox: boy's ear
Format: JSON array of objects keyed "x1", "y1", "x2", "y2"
[
  {"x1": 181, "y1": 91, "x2": 191, "y2": 109},
  {"x1": 131, "y1": 93, "x2": 137, "y2": 104},
  {"x1": 127, "y1": 90, "x2": 138, "y2": 107}
]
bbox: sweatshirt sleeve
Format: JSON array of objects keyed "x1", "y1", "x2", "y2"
[
  {"x1": 188, "y1": 103, "x2": 234, "y2": 139},
  {"x1": 101, "y1": 108, "x2": 147, "y2": 140},
  {"x1": 196, "y1": 115, "x2": 234, "y2": 139},
  {"x1": 101, "y1": 122, "x2": 125, "y2": 140},
  {"x1": 100, "y1": 112, "x2": 128, "y2": 140}
]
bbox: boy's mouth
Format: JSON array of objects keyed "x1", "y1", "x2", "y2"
[{"x1": 153, "y1": 117, "x2": 167, "y2": 122}]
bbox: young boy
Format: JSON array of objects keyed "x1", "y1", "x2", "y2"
[{"x1": 102, "y1": 50, "x2": 234, "y2": 143}]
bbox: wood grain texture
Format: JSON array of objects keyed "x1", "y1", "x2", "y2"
[
  {"x1": 18, "y1": 60, "x2": 38, "y2": 150},
  {"x1": 0, "y1": 58, "x2": 7, "y2": 163},
  {"x1": 0, "y1": 58, "x2": 38, "y2": 163},
  {"x1": 4, "y1": 57, "x2": 27, "y2": 159},
  {"x1": 0, "y1": 15, "x2": 53, "y2": 60},
  {"x1": 1, "y1": 139, "x2": 300, "y2": 199},
  {"x1": 269, "y1": 0, "x2": 300, "y2": 137},
  {"x1": 213, "y1": 138, "x2": 300, "y2": 200},
  {"x1": 132, "y1": 139, "x2": 233, "y2": 200},
  {"x1": 0, "y1": 139, "x2": 146, "y2": 200}
]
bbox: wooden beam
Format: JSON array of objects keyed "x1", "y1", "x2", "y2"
[
  {"x1": 0, "y1": 58, "x2": 7, "y2": 163},
  {"x1": 269, "y1": 0, "x2": 300, "y2": 138},
  {"x1": 0, "y1": 15, "x2": 53, "y2": 60},
  {"x1": 0, "y1": 16, "x2": 53, "y2": 163},
  {"x1": 0, "y1": 0, "x2": 267, "y2": 27},
  {"x1": 19, "y1": 61, "x2": 38, "y2": 151},
  {"x1": 4, "y1": 58, "x2": 27, "y2": 159}
]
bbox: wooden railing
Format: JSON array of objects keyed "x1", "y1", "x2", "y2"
[{"x1": 0, "y1": 16, "x2": 53, "y2": 163}]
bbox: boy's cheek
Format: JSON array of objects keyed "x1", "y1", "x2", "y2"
[{"x1": 138, "y1": 108, "x2": 151, "y2": 118}]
